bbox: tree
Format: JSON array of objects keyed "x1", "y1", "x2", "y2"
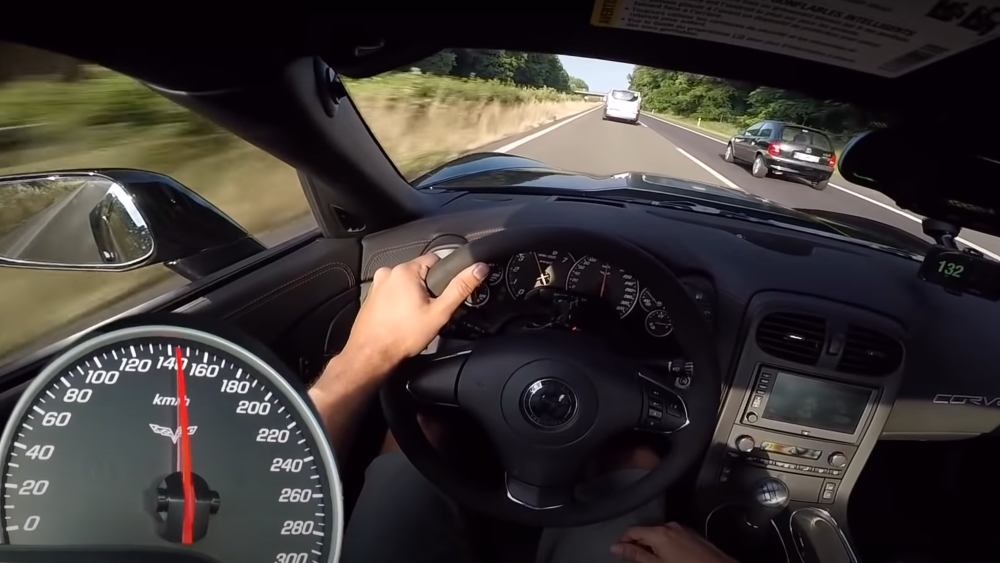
[
  {"x1": 403, "y1": 49, "x2": 577, "y2": 92},
  {"x1": 414, "y1": 51, "x2": 456, "y2": 75},
  {"x1": 569, "y1": 77, "x2": 588, "y2": 91},
  {"x1": 627, "y1": 65, "x2": 869, "y2": 135}
]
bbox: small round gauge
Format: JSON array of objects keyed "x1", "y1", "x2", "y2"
[
  {"x1": 486, "y1": 263, "x2": 504, "y2": 286},
  {"x1": 505, "y1": 251, "x2": 575, "y2": 299},
  {"x1": 465, "y1": 284, "x2": 490, "y2": 308},
  {"x1": 565, "y1": 256, "x2": 639, "y2": 318},
  {"x1": 645, "y1": 310, "x2": 674, "y2": 337},
  {"x1": 639, "y1": 289, "x2": 663, "y2": 312}
]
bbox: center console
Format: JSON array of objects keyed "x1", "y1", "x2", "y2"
[{"x1": 697, "y1": 293, "x2": 906, "y2": 562}]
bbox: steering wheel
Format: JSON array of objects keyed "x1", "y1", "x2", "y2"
[{"x1": 380, "y1": 227, "x2": 720, "y2": 527}]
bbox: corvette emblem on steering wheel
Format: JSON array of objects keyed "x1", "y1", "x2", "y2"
[{"x1": 521, "y1": 379, "x2": 578, "y2": 428}]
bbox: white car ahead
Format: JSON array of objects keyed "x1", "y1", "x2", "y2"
[{"x1": 602, "y1": 89, "x2": 641, "y2": 124}]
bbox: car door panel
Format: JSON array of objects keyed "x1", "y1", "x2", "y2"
[
  {"x1": 734, "y1": 123, "x2": 761, "y2": 160},
  {"x1": 182, "y1": 237, "x2": 360, "y2": 374}
]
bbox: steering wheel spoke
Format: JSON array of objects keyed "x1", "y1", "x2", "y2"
[
  {"x1": 506, "y1": 475, "x2": 574, "y2": 510},
  {"x1": 634, "y1": 372, "x2": 691, "y2": 435},
  {"x1": 403, "y1": 350, "x2": 471, "y2": 407}
]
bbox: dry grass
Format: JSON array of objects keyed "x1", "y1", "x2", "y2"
[{"x1": 359, "y1": 98, "x2": 597, "y2": 178}]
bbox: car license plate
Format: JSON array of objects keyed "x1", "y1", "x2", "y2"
[{"x1": 793, "y1": 152, "x2": 821, "y2": 163}]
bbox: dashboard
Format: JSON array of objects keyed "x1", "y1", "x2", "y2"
[{"x1": 433, "y1": 248, "x2": 715, "y2": 356}]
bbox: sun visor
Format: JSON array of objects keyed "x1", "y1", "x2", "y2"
[
  {"x1": 590, "y1": 0, "x2": 1000, "y2": 78},
  {"x1": 838, "y1": 123, "x2": 1000, "y2": 238}
]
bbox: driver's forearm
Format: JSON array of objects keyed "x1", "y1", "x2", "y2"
[{"x1": 309, "y1": 350, "x2": 392, "y2": 462}]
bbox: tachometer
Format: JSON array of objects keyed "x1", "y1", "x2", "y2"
[
  {"x1": 505, "y1": 251, "x2": 575, "y2": 299},
  {"x1": 566, "y1": 256, "x2": 639, "y2": 318},
  {"x1": 0, "y1": 323, "x2": 341, "y2": 563}
]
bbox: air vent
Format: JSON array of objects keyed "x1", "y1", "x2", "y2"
[
  {"x1": 838, "y1": 325, "x2": 903, "y2": 376},
  {"x1": 756, "y1": 313, "x2": 826, "y2": 365}
]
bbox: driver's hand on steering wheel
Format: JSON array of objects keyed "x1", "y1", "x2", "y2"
[
  {"x1": 611, "y1": 523, "x2": 738, "y2": 563},
  {"x1": 342, "y1": 254, "x2": 489, "y2": 379}
]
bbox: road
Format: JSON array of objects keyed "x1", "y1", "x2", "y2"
[
  {"x1": 484, "y1": 107, "x2": 1000, "y2": 259},
  {"x1": 0, "y1": 180, "x2": 111, "y2": 264}
]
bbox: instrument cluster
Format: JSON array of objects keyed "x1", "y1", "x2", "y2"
[{"x1": 445, "y1": 250, "x2": 714, "y2": 348}]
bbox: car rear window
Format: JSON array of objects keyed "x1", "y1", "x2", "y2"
[
  {"x1": 781, "y1": 127, "x2": 833, "y2": 150},
  {"x1": 612, "y1": 90, "x2": 638, "y2": 101}
]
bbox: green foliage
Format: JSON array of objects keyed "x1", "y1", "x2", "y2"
[
  {"x1": 413, "y1": 52, "x2": 456, "y2": 75},
  {"x1": 628, "y1": 65, "x2": 878, "y2": 135},
  {"x1": 414, "y1": 50, "x2": 576, "y2": 93},
  {"x1": 344, "y1": 73, "x2": 578, "y2": 106},
  {"x1": 0, "y1": 66, "x2": 225, "y2": 154},
  {"x1": 569, "y1": 77, "x2": 588, "y2": 91}
]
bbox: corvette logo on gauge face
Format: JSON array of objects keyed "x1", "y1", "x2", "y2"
[{"x1": 149, "y1": 423, "x2": 198, "y2": 444}]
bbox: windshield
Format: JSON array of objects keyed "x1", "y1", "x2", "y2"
[
  {"x1": 348, "y1": 51, "x2": 1000, "y2": 262},
  {"x1": 781, "y1": 127, "x2": 833, "y2": 150}
]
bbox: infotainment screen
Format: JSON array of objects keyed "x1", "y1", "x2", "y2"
[{"x1": 762, "y1": 372, "x2": 872, "y2": 434}]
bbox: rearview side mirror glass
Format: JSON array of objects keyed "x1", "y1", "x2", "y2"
[
  {"x1": 0, "y1": 170, "x2": 265, "y2": 280},
  {"x1": 0, "y1": 174, "x2": 153, "y2": 269}
]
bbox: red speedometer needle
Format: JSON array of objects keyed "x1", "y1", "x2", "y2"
[{"x1": 175, "y1": 347, "x2": 195, "y2": 545}]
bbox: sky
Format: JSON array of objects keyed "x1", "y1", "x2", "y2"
[{"x1": 558, "y1": 55, "x2": 633, "y2": 93}]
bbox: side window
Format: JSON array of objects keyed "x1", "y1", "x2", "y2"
[
  {"x1": 744, "y1": 122, "x2": 763, "y2": 136},
  {"x1": 0, "y1": 43, "x2": 315, "y2": 363},
  {"x1": 757, "y1": 126, "x2": 773, "y2": 139}
]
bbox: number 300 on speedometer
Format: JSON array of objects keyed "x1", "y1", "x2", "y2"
[{"x1": 0, "y1": 323, "x2": 342, "y2": 563}]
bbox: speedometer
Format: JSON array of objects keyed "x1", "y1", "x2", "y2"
[
  {"x1": 0, "y1": 322, "x2": 342, "y2": 563},
  {"x1": 566, "y1": 256, "x2": 639, "y2": 318}
]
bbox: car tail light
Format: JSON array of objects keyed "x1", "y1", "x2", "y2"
[
  {"x1": 767, "y1": 142, "x2": 781, "y2": 156},
  {"x1": 828, "y1": 152, "x2": 837, "y2": 166}
]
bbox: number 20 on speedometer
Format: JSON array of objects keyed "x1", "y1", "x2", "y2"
[{"x1": 0, "y1": 324, "x2": 343, "y2": 563}]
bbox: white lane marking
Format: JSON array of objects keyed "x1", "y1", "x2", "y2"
[
  {"x1": 638, "y1": 121, "x2": 649, "y2": 128},
  {"x1": 643, "y1": 113, "x2": 726, "y2": 144},
  {"x1": 675, "y1": 148, "x2": 746, "y2": 193},
  {"x1": 496, "y1": 106, "x2": 602, "y2": 153},
  {"x1": 827, "y1": 183, "x2": 1000, "y2": 260},
  {"x1": 647, "y1": 113, "x2": 1000, "y2": 258}
]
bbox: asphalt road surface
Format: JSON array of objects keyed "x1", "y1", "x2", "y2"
[
  {"x1": 485, "y1": 107, "x2": 1000, "y2": 260},
  {"x1": 0, "y1": 180, "x2": 110, "y2": 264}
]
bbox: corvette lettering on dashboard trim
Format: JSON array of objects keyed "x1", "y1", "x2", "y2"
[{"x1": 932, "y1": 394, "x2": 1000, "y2": 407}]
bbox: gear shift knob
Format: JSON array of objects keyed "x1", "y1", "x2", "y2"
[{"x1": 745, "y1": 477, "x2": 789, "y2": 530}]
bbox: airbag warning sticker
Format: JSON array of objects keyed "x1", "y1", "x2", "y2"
[{"x1": 591, "y1": 0, "x2": 1000, "y2": 77}]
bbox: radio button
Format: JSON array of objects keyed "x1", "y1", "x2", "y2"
[
  {"x1": 828, "y1": 452, "x2": 848, "y2": 468},
  {"x1": 735, "y1": 435, "x2": 755, "y2": 452},
  {"x1": 751, "y1": 396, "x2": 762, "y2": 408},
  {"x1": 746, "y1": 412, "x2": 759, "y2": 423}
]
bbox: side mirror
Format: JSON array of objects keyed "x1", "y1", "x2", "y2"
[
  {"x1": 839, "y1": 124, "x2": 1000, "y2": 238},
  {"x1": 0, "y1": 170, "x2": 264, "y2": 280}
]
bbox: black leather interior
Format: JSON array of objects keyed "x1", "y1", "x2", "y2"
[{"x1": 181, "y1": 238, "x2": 361, "y2": 382}]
